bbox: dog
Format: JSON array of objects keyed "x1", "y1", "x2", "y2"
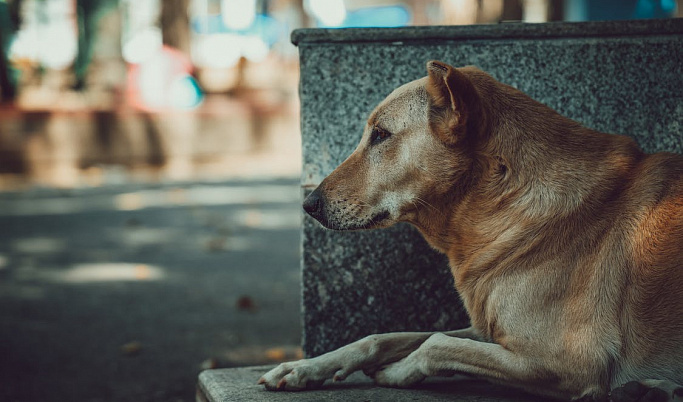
[{"x1": 258, "y1": 60, "x2": 683, "y2": 401}]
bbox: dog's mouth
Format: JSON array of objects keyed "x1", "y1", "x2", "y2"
[
  {"x1": 358, "y1": 210, "x2": 391, "y2": 229},
  {"x1": 312, "y1": 209, "x2": 391, "y2": 231},
  {"x1": 306, "y1": 204, "x2": 391, "y2": 231}
]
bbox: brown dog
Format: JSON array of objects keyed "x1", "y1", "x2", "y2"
[{"x1": 259, "y1": 61, "x2": 683, "y2": 401}]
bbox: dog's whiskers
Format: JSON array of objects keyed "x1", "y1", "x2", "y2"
[
  {"x1": 416, "y1": 165, "x2": 440, "y2": 179},
  {"x1": 414, "y1": 196, "x2": 444, "y2": 217}
]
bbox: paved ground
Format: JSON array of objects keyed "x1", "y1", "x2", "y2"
[{"x1": 0, "y1": 179, "x2": 303, "y2": 402}]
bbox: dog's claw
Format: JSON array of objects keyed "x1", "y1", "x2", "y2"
[
  {"x1": 257, "y1": 377, "x2": 265, "y2": 385},
  {"x1": 276, "y1": 378, "x2": 287, "y2": 390},
  {"x1": 333, "y1": 369, "x2": 348, "y2": 382}
]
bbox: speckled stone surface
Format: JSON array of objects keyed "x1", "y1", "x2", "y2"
[
  {"x1": 197, "y1": 365, "x2": 547, "y2": 402},
  {"x1": 295, "y1": 20, "x2": 683, "y2": 357}
]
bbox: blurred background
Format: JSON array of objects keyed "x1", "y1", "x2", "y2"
[{"x1": 0, "y1": 1, "x2": 680, "y2": 401}]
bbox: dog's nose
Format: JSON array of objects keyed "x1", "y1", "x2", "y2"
[{"x1": 303, "y1": 189, "x2": 323, "y2": 217}]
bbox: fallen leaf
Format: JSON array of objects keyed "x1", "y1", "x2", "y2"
[
  {"x1": 121, "y1": 341, "x2": 142, "y2": 356},
  {"x1": 265, "y1": 348, "x2": 285, "y2": 361},
  {"x1": 200, "y1": 358, "x2": 219, "y2": 370},
  {"x1": 236, "y1": 296, "x2": 257, "y2": 312}
]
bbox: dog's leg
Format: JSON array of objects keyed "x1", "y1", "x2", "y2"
[
  {"x1": 259, "y1": 327, "x2": 482, "y2": 391},
  {"x1": 258, "y1": 332, "x2": 432, "y2": 391},
  {"x1": 610, "y1": 380, "x2": 683, "y2": 402},
  {"x1": 374, "y1": 332, "x2": 579, "y2": 398}
]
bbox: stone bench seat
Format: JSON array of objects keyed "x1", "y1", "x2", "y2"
[{"x1": 197, "y1": 365, "x2": 547, "y2": 402}]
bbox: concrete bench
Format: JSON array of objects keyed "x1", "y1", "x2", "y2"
[
  {"x1": 197, "y1": 365, "x2": 546, "y2": 402},
  {"x1": 197, "y1": 19, "x2": 682, "y2": 401}
]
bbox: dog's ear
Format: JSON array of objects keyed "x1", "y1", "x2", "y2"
[{"x1": 426, "y1": 60, "x2": 481, "y2": 146}]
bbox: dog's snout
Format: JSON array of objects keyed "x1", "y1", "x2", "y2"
[{"x1": 303, "y1": 189, "x2": 323, "y2": 218}]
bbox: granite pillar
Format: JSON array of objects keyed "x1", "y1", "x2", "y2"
[{"x1": 293, "y1": 19, "x2": 683, "y2": 357}]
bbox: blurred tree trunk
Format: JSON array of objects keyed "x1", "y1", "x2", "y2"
[
  {"x1": 0, "y1": 31, "x2": 15, "y2": 101},
  {"x1": 0, "y1": 1, "x2": 17, "y2": 100},
  {"x1": 501, "y1": 0, "x2": 524, "y2": 21},
  {"x1": 548, "y1": 0, "x2": 564, "y2": 20},
  {"x1": 74, "y1": 0, "x2": 97, "y2": 90},
  {"x1": 160, "y1": 0, "x2": 191, "y2": 57},
  {"x1": 74, "y1": 0, "x2": 118, "y2": 90}
]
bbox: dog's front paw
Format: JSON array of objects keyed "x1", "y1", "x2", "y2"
[
  {"x1": 373, "y1": 358, "x2": 426, "y2": 388},
  {"x1": 258, "y1": 360, "x2": 329, "y2": 391}
]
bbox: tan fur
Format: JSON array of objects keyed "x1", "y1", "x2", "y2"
[{"x1": 260, "y1": 61, "x2": 683, "y2": 401}]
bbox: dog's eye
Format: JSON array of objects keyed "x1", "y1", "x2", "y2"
[{"x1": 370, "y1": 127, "x2": 391, "y2": 145}]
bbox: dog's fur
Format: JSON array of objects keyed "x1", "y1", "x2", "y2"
[{"x1": 259, "y1": 61, "x2": 683, "y2": 401}]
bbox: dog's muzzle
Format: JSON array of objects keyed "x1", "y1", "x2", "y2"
[{"x1": 303, "y1": 187, "x2": 390, "y2": 230}]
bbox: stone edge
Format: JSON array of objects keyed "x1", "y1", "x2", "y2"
[{"x1": 291, "y1": 18, "x2": 683, "y2": 46}]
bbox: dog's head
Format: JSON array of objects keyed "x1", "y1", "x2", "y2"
[{"x1": 303, "y1": 60, "x2": 485, "y2": 231}]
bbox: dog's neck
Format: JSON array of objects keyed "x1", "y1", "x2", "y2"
[{"x1": 410, "y1": 72, "x2": 644, "y2": 267}]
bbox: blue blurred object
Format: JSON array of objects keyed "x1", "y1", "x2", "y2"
[
  {"x1": 342, "y1": 6, "x2": 411, "y2": 28},
  {"x1": 633, "y1": 0, "x2": 677, "y2": 18},
  {"x1": 192, "y1": 14, "x2": 284, "y2": 46},
  {"x1": 565, "y1": 0, "x2": 678, "y2": 21},
  {"x1": 316, "y1": 6, "x2": 411, "y2": 28},
  {"x1": 660, "y1": 0, "x2": 677, "y2": 12}
]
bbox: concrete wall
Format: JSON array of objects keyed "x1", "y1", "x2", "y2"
[{"x1": 294, "y1": 19, "x2": 683, "y2": 357}]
